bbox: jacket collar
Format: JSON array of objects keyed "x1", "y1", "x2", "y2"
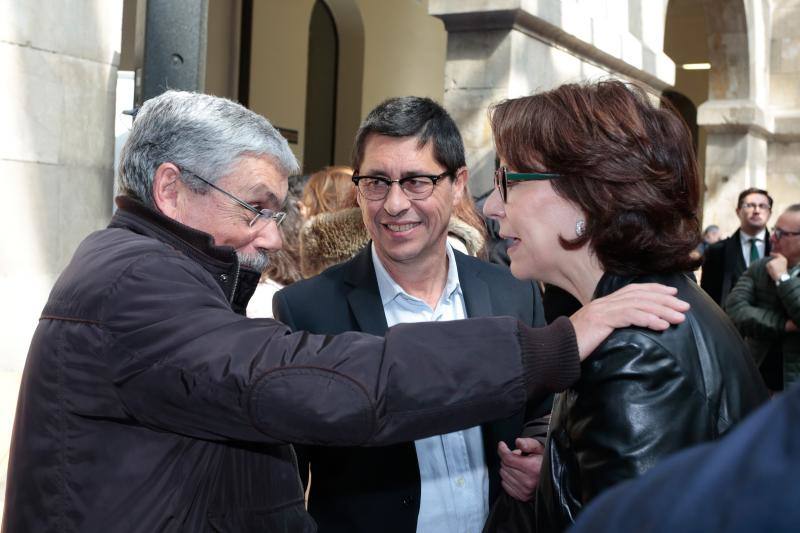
[
  {"x1": 593, "y1": 270, "x2": 693, "y2": 300},
  {"x1": 592, "y1": 272, "x2": 629, "y2": 300},
  {"x1": 341, "y1": 244, "x2": 494, "y2": 333},
  {"x1": 109, "y1": 196, "x2": 261, "y2": 314}
]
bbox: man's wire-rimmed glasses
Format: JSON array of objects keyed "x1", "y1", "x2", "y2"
[
  {"x1": 180, "y1": 168, "x2": 286, "y2": 228},
  {"x1": 494, "y1": 166, "x2": 561, "y2": 203},
  {"x1": 352, "y1": 171, "x2": 451, "y2": 201}
]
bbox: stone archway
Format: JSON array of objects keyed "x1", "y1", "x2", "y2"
[
  {"x1": 677, "y1": 0, "x2": 770, "y2": 234},
  {"x1": 702, "y1": 0, "x2": 751, "y2": 100}
]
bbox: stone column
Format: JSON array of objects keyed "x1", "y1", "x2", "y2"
[
  {"x1": 429, "y1": 0, "x2": 675, "y2": 194},
  {"x1": 0, "y1": 0, "x2": 123, "y2": 510},
  {"x1": 698, "y1": 100, "x2": 770, "y2": 234}
]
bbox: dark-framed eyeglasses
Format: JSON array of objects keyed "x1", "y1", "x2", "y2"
[
  {"x1": 494, "y1": 166, "x2": 561, "y2": 203},
  {"x1": 180, "y1": 167, "x2": 286, "y2": 229},
  {"x1": 352, "y1": 171, "x2": 451, "y2": 201},
  {"x1": 773, "y1": 226, "x2": 800, "y2": 240}
]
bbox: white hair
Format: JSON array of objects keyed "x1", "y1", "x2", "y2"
[{"x1": 118, "y1": 91, "x2": 299, "y2": 208}]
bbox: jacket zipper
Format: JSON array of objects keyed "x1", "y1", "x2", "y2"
[{"x1": 229, "y1": 260, "x2": 241, "y2": 304}]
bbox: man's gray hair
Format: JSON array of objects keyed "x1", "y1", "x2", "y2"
[{"x1": 118, "y1": 91, "x2": 299, "y2": 208}]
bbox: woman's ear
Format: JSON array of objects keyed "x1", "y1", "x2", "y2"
[{"x1": 152, "y1": 163, "x2": 183, "y2": 220}]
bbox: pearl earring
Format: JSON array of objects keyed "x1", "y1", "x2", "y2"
[{"x1": 575, "y1": 219, "x2": 586, "y2": 237}]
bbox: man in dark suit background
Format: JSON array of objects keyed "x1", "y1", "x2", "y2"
[
  {"x1": 701, "y1": 187, "x2": 775, "y2": 387},
  {"x1": 274, "y1": 97, "x2": 545, "y2": 533},
  {"x1": 701, "y1": 187, "x2": 773, "y2": 306}
]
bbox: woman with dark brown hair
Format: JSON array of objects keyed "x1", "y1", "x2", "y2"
[{"x1": 483, "y1": 80, "x2": 768, "y2": 532}]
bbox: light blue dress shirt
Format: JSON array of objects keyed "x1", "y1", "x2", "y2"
[{"x1": 371, "y1": 243, "x2": 489, "y2": 533}]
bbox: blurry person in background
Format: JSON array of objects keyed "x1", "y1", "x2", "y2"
[
  {"x1": 701, "y1": 188, "x2": 773, "y2": 306},
  {"x1": 297, "y1": 165, "x2": 366, "y2": 278},
  {"x1": 695, "y1": 224, "x2": 721, "y2": 257},
  {"x1": 482, "y1": 80, "x2": 767, "y2": 532},
  {"x1": 448, "y1": 185, "x2": 489, "y2": 258},
  {"x1": 299, "y1": 165, "x2": 357, "y2": 219},
  {"x1": 247, "y1": 174, "x2": 306, "y2": 318}
]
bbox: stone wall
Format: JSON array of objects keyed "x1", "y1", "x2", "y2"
[
  {"x1": 0, "y1": 0, "x2": 123, "y2": 514},
  {"x1": 769, "y1": 0, "x2": 800, "y2": 216},
  {"x1": 431, "y1": 0, "x2": 676, "y2": 193},
  {"x1": 433, "y1": 0, "x2": 800, "y2": 229}
]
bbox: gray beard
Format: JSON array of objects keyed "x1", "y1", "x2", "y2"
[{"x1": 237, "y1": 250, "x2": 270, "y2": 273}]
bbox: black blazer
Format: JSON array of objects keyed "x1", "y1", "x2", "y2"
[
  {"x1": 701, "y1": 229, "x2": 771, "y2": 306},
  {"x1": 273, "y1": 245, "x2": 545, "y2": 533}
]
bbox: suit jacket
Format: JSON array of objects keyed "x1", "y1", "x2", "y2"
[
  {"x1": 701, "y1": 228, "x2": 771, "y2": 306},
  {"x1": 570, "y1": 381, "x2": 800, "y2": 533},
  {"x1": 273, "y1": 245, "x2": 545, "y2": 533}
]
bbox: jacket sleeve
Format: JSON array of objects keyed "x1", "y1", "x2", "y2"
[
  {"x1": 777, "y1": 276, "x2": 800, "y2": 323},
  {"x1": 102, "y1": 253, "x2": 539, "y2": 448},
  {"x1": 725, "y1": 265, "x2": 786, "y2": 337},
  {"x1": 566, "y1": 331, "x2": 712, "y2": 502}
]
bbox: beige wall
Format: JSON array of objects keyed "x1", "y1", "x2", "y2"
[
  {"x1": 0, "y1": 0, "x2": 124, "y2": 515},
  {"x1": 206, "y1": 0, "x2": 242, "y2": 99},
  {"x1": 247, "y1": 0, "x2": 447, "y2": 170},
  {"x1": 357, "y1": 0, "x2": 447, "y2": 115},
  {"x1": 249, "y1": 0, "x2": 315, "y2": 163}
]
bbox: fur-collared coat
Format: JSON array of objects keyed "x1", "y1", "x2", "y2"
[{"x1": 299, "y1": 207, "x2": 486, "y2": 278}]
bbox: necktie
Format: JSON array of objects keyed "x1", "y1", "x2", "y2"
[{"x1": 748, "y1": 238, "x2": 760, "y2": 263}]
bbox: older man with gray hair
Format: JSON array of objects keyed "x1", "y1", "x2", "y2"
[{"x1": 2, "y1": 91, "x2": 688, "y2": 532}]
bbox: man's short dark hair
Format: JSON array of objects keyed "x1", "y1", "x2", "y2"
[
  {"x1": 737, "y1": 187, "x2": 773, "y2": 209},
  {"x1": 351, "y1": 96, "x2": 466, "y2": 177},
  {"x1": 785, "y1": 203, "x2": 800, "y2": 213}
]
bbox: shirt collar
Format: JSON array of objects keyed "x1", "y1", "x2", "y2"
[
  {"x1": 371, "y1": 242, "x2": 461, "y2": 307},
  {"x1": 740, "y1": 228, "x2": 767, "y2": 244}
]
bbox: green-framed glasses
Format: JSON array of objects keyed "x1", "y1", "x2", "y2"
[{"x1": 494, "y1": 166, "x2": 561, "y2": 203}]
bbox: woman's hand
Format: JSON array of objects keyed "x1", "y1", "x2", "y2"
[{"x1": 570, "y1": 283, "x2": 689, "y2": 361}]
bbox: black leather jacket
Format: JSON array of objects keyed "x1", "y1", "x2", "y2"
[{"x1": 535, "y1": 272, "x2": 768, "y2": 532}]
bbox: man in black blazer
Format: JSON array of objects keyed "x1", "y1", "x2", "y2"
[
  {"x1": 701, "y1": 187, "x2": 773, "y2": 306},
  {"x1": 274, "y1": 97, "x2": 545, "y2": 533}
]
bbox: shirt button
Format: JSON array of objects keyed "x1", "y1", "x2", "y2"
[
  {"x1": 456, "y1": 477, "x2": 465, "y2": 487},
  {"x1": 219, "y1": 274, "x2": 229, "y2": 283}
]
